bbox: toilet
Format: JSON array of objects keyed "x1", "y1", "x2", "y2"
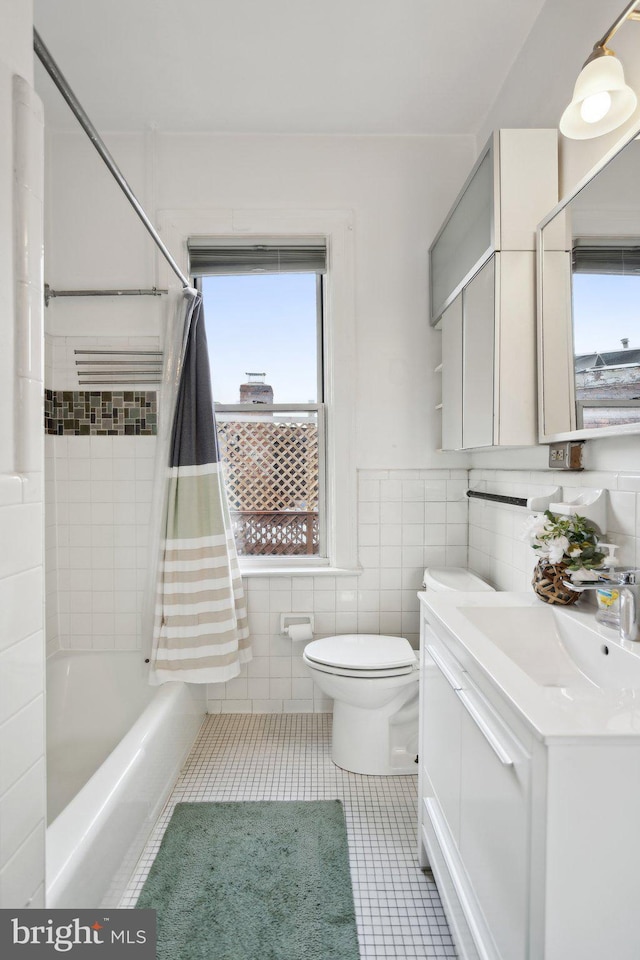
[
  {"x1": 422, "y1": 566, "x2": 495, "y2": 594},
  {"x1": 303, "y1": 633, "x2": 419, "y2": 776},
  {"x1": 302, "y1": 567, "x2": 494, "y2": 776}
]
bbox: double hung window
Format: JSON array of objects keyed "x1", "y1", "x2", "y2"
[{"x1": 189, "y1": 238, "x2": 326, "y2": 560}]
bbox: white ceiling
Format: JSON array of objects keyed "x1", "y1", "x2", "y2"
[{"x1": 33, "y1": 0, "x2": 549, "y2": 136}]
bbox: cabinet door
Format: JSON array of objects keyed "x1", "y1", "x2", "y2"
[
  {"x1": 458, "y1": 683, "x2": 530, "y2": 960},
  {"x1": 421, "y1": 636, "x2": 463, "y2": 843},
  {"x1": 441, "y1": 294, "x2": 463, "y2": 451},
  {"x1": 462, "y1": 256, "x2": 495, "y2": 448},
  {"x1": 430, "y1": 145, "x2": 494, "y2": 323}
]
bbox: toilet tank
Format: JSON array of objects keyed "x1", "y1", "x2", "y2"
[{"x1": 422, "y1": 566, "x2": 495, "y2": 593}]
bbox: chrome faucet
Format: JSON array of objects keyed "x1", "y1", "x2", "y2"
[
  {"x1": 565, "y1": 570, "x2": 640, "y2": 643},
  {"x1": 619, "y1": 570, "x2": 640, "y2": 643}
]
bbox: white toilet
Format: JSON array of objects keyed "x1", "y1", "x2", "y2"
[
  {"x1": 422, "y1": 566, "x2": 495, "y2": 595},
  {"x1": 303, "y1": 633, "x2": 419, "y2": 776},
  {"x1": 302, "y1": 567, "x2": 494, "y2": 776}
]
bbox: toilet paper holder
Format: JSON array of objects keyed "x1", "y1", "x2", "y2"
[{"x1": 280, "y1": 612, "x2": 315, "y2": 635}]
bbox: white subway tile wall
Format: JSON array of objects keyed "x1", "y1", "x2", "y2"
[
  {"x1": 0, "y1": 62, "x2": 46, "y2": 908},
  {"x1": 45, "y1": 444, "x2": 640, "y2": 713},
  {"x1": 45, "y1": 434, "x2": 156, "y2": 651},
  {"x1": 207, "y1": 469, "x2": 469, "y2": 713},
  {"x1": 468, "y1": 468, "x2": 640, "y2": 592}
]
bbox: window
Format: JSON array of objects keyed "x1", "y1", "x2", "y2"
[
  {"x1": 190, "y1": 238, "x2": 326, "y2": 560},
  {"x1": 571, "y1": 241, "x2": 640, "y2": 428}
]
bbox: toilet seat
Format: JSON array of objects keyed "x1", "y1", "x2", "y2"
[{"x1": 303, "y1": 634, "x2": 417, "y2": 679}]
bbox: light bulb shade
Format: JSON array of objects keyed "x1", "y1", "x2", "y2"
[{"x1": 560, "y1": 54, "x2": 637, "y2": 139}]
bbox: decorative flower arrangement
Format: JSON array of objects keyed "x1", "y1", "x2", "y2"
[{"x1": 523, "y1": 510, "x2": 606, "y2": 576}]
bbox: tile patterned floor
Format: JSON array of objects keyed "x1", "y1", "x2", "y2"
[{"x1": 121, "y1": 713, "x2": 457, "y2": 959}]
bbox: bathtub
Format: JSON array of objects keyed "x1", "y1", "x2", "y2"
[{"x1": 46, "y1": 651, "x2": 205, "y2": 908}]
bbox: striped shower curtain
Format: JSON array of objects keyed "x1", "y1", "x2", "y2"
[{"x1": 149, "y1": 294, "x2": 250, "y2": 684}]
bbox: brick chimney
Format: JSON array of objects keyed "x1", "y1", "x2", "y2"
[{"x1": 239, "y1": 372, "x2": 274, "y2": 404}]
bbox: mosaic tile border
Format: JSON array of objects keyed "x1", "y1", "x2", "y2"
[{"x1": 45, "y1": 390, "x2": 157, "y2": 436}]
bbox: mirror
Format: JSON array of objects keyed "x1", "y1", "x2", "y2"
[{"x1": 538, "y1": 129, "x2": 640, "y2": 441}]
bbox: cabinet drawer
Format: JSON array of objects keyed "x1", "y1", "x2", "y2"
[
  {"x1": 422, "y1": 643, "x2": 463, "y2": 842},
  {"x1": 458, "y1": 684, "x2": 531, "y2": 960}
]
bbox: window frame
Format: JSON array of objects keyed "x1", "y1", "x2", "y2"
[
  {"x1": 158, "y1": 208, "x2": 358, "y2": 575},
  {"x1": 197, "y1": 266, "x2": 326, "y2": 563}
]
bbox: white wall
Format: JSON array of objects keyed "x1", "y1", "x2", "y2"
[
  {"x1": 469, "y1": 468, "x2": 640, "y2": 592},
  {"x1": 478, "y1": 0, "x2": 640, "y2": 198},
  {"x1": 45, "y1": 131, "x2": 475, "y2": 469},
  {"x1": 472, "y1": 0, "x2": 640, "y2": 478},
  {"x1": 212, "y1": 467, "x2": 468, "y2": 713},
  {"x1": 0, "y1": 0, "x2": 46, "y2": 909},
  {"x1": 42, "y1": 130, "x2": 476, "y2": 704},
  {"x1": 40, "y1": 1, "x2": 640, "y2": 718}
]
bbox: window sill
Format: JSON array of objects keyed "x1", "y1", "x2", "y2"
[{"x1": 239, "y1": 561, "x2": 361, "y2": 578}]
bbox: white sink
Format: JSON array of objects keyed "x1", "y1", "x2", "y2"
[{"x1": 458, "y1": 604, "x2": 640, "y2": 692}]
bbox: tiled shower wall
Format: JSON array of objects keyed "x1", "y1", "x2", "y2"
[
  {"x1": 207, "y1": 468, "x2": 469, "y2": 713},
  {"x1": 1, "y1": 34, "x2": 46, "y2": 907},
  {"x1": 45, "y1": 335, "x2": 159, "y2": 656},
  {"x1": 468, "y1": 467, "x2": 640, "y2": 592},
  {"x1": 45, "y1": 434, "x2": 156, "y2": 656}
]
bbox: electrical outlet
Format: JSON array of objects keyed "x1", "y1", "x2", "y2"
[{"x1": 548, "y1": 441, "x2": 584, "y2": 470}]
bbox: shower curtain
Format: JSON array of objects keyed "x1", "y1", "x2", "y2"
[{"x1": 148, "y1": 289, "x2": 250, "y2": 684}]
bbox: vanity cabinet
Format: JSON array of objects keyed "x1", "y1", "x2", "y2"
[
  {"x1": 432, "y1": 128, "x2": 558, "y2": 450},
  {"x1": 419, "y1": 620, "x2": 532, "y2": 960},
  {"x1": 418, "y1": 597, "x2": 640, "y2": 960}
]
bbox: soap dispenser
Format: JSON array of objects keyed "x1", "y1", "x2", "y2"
[{"x1": 596, "y1": 544, "x2": 621, "y2": 627}]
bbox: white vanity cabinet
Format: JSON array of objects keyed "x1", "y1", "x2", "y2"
[
  {"x1": 432, "y1": 128, "x2": 558, "y2": 450},
  {"x1": 418, "y1": 595, "x2": 640, "y2": 960},
  {"x1": 419, "y1": 619, "x2": 532, "y2": 960}
]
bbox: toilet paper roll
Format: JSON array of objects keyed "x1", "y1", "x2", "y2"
[{"x1": 286, "y1": 623, "x2": 313, "y2": 642}]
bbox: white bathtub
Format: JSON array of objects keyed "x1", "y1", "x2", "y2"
[{"x1": 46, "y1": 651, "x2": 205, "y2": 908}]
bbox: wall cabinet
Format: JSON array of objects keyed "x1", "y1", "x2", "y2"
[
  {"x1": 440, "y1": 294, "x2": 463, "y2": 451},
  {"x1": 418, "y1": 598, "x2": 640, "y2": 960},
  {"x1": 431, "y1": 129, "x2": 558, "y2": 450}
]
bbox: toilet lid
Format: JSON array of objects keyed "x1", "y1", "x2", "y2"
[
  {"x1": 304, "y1": 634, "x2": 417, "y2": 671},
  {"x1": 423, "y1": 566, "x2": 495, "y2": 592}
]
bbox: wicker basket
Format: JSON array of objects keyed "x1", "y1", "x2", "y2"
[{"x1": 531, "y1": 562, "x2": 581, "y2": 606}]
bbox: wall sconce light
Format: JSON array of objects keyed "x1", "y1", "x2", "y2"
[{"x1": 560, "y1": 0, "x2": 640, "y2": 139}]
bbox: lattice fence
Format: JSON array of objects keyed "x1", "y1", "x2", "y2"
[
  {"x1": 231, "y1": 511, "x2": 319, "y2": 556},
  {"x1": 217, "y1": 416, "x2": 320, "y2": 555},
  {"x1": 217, "y1": 417, "x2": 319, "y2": 511}
]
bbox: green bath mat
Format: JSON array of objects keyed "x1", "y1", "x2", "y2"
[{"x1": 136, "y1": 800, "x2": 360, "y2": 960}]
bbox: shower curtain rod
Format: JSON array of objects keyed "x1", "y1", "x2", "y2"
[
  {"x1": 33, "y1": 29, "x2": 191, "y2": 290},
  {"x1": 44, "y1": 284, "x2": 168, "y2": 306}
]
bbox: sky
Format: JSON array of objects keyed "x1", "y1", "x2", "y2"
[
  {"x1": 572, "y1": 274, "x2": 640, "y2": 356},
  {"x1": 201, "y1": 274, "x2": 319, "y2": 405}
]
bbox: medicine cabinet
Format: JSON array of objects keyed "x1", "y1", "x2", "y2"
[{"x1": 537, "y1": 122, "x2": 640, "y2": 442}]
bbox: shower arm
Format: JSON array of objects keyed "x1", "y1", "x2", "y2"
[{"x1": 33, "y1": 28, "x2": 191, "y2": 291}]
